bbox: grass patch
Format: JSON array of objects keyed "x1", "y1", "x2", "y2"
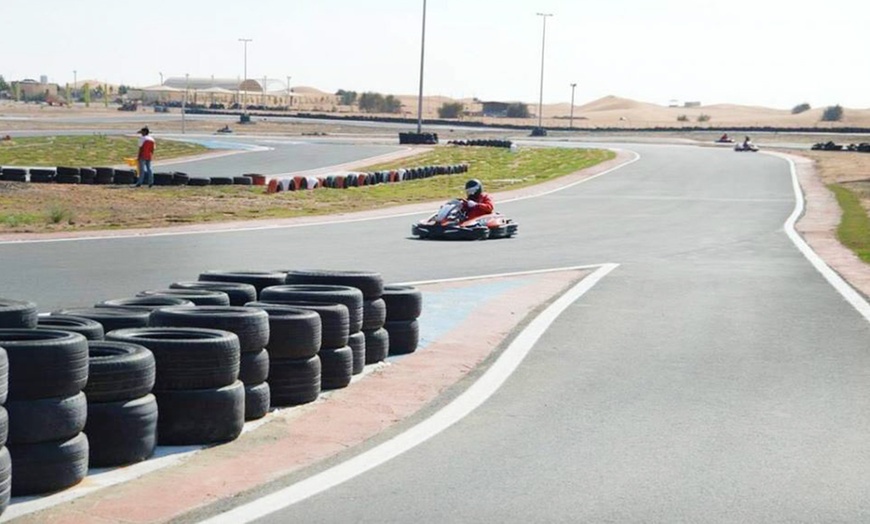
[
  {"x1": 0, "y1": 135, "x2": 208, "y2": 167},
  {"x1": 0, "y1": 146, "x2": 613, "y2": 233},
  {"x1": 829, "y1": 183, "x2": 870, "y2": 263},
  {"x1": 0, "y1": 213, "x2": 39, "y2": 228}
]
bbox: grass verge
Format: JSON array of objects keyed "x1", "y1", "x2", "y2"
[
  {"x1": 0, "y1": 146, "x2": 613, "y2": 233},
  {"x1": 829, "y1": 183, "x2": 870, "y2": 263},
  {"x1": 0, "y1": 135, "x2": 208, "y2": 167}
]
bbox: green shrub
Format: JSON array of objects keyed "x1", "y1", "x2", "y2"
[
  {"x1": 506, "y1": 103, "x2": 530, "y2": 118},
  {"x1": 791, "y1": 103, "x2": 811, "y2": 114},
  {"x1": 677, "y1": 114, "x2": 689, "y2": 122},
  {"x1": 697, "y1": 114, "x2": 711, "y2": 122},
  {"x1": 438, "y1": 102, "x2": 465, "y2": 119},
  {"x1": 822, "y1": 105, "x2": 844, "y2": 122}
]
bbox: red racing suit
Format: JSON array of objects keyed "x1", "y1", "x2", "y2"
[{"x1": 464, "y1": 192, "x2": 494, "y2": 220}]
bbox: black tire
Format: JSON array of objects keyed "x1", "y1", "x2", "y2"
[
  {"x1": 348, "y1": 331, "x2": 366, "y2": 375},
  {"x1": 260, "y1": 285, "x2": 363, "y2": 334},
  {"x1": 283, "y1": 270, "x2": 384, "y2": 300},
  {"x1": 243, "y1": 304, "x2": 321, "y2": 359},
  {"x1": 37, "y1": 314, "x2": 105, "y2": 340},
  {"x1": 320, "y1": 345, "x2": 353, "y2": 390},
  {"x1": 56, "y1": 166, "x2": 80, "y2": 177},
  {"x1": 363, "y1": 328, "x2": 389, "y2": 364},
  {"x1": 384, "y1": 319, "x2": 420, "y2": 355},
  {"x1": 244, "y1": 382, "x2": 270, "y2": 420},
  {"x1": 94, "y1": 167, "x2": 115, "y2": 184},
  {"x1": 97, "y1": 296, "x2": 195, "y2": 311},
  {"x1": 56, "y1": 174, "x2": 81, "y2": 184},
  {"x1": 137, "y1": 288, "x2": 230, "y2": 306},
  {"x1": 188, "y1": 177, "x2": 210, "y2": 187},
  {"x1": 0, "y1": 329, "x2": 89, "y2": 401},
  {"x1": 85, "y1": 394, "x2": 158, "y2": 467},
  {"x1": 249, "y1": 300, "x2": 348, "y2": 349},
  {"x1": 210, "y1": 176, "x2": 234, "y2": 186},
  {"x1": 154, "y1": 381, "x2": 244, "y2": 445},
  {"x1": 0, "y1": 408, "x2": 7, "y2": 448},
  {"x1": 0, "y1": 447, "x2": 9, "y2": 514},
  {"x1": 153, "y1": 172, "x2": 174, "y2": 186},
  {"x1": 269, "y1": 355, "x2": 321, "y2": 406},
  {"x1": 233, "y1": 176, "x2": 253, "y2": 186},
  {"x1": 114, "y1": 170, "x2": 137, "y2": 185},
  {"x1": 362, "y1": 298, "x2": 387, "y2": 331},
  {"x1": 7, "y1": 392, "x2": 87, "y2": 444},
  {"x1": 172, "y1": 172, "x2": 190, "y2": 186},
  {"x1": 29, "y1": 169, "x2": 56, "y2": 183},
  {"x1": 199, "y1": 270, "x2": 288, "y2": 296},
  {"x1": 0, "y1": 298, "x2": 38, "y2": 328},
  {"x1": 53, "y1": 307, "x2": 151, "y2": 333},
  {"x1": 239, "y1": 348, "x2": 269, "y2": 384},
  {"x1": 0, "y1": 348, "x2": 7, "y2": 405},
  {"x1": 86, "y1": 341, "x2": 156, "y2": 402},
  {"x1": 106, "y1": 327, "x2": 240, "y2": 390},
  {"x1": 10, "y1": 433, "x2": 89, "y2": 496},
  {"x1": 79, "y1": 168, "x2": 96, "y2": 184},
  {"x1": 382, "y1": 285, "x2": 423, "y2": 321},
  {"x1": 149, "y1": 306, "x2": 269, "y2": 354},
  {"x1": 171, "y1": 281, "x2": 258, "y2": 307}
]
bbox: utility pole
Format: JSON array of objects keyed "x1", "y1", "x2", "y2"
[
  {"x1": 536, "y1": 13, "x2": 553, "y2": 131},
  {"x1": 182, "y1": 73, "x2": 188, "y2": 134},
  {"x1": 238, "y1": 38, "x2": 252, "y2": 113},
  {"x1": 263, "y1": 75, "x2": 268, "y2": 106},
  {"x1": 73, "y1": 70, "x2": 77, "y2": 100},
  {"x1": 286, "y1": 76, "x2": 292, "y2": 107},
  {"x1": 415, "y1": 0, "x2": 427, "y2": 134},
  {"x1": 159, "y1": 72, "x2": 163, "y2": 85},
  {"x1": 569, "y1": 83, "x2": 577, "y2": 129}
]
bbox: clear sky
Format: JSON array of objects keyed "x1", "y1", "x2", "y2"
[{"x1": 4, "y1": 0, "x2": 868, "y2": 109}]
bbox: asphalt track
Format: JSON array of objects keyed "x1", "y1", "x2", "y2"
[{"x1": 3, "y1": 140, "x2": 869, "y2": 521}]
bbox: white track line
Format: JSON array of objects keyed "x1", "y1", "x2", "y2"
[
  {"x1": 0, "y1": 149, "x2": 638, "y2": 245},
  {"x1": 779, "y1": 155, "x2": 870, "y2": 322},
  {"x1": 198, "y1": 263, "x2": 619, "y2": 524}
]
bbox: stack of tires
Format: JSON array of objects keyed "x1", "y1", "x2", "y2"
[
  {"x1": 51, "y1": 307, "x2": 151, "y2": 333},
  {"x1": 137, "y1": 288, "x2": 231, "y2": 306},
  {"x1": 244, "y1": 304, "x2": 322, "y2": 406},
  {"x1": 38, "y1": 314, "x2": 105, "y2": 340},
  {"x1": 382, "y1": 285, "x2": 423, "y2": 355},
  {"x1": 106, "y1": 327, "x2": 244, "y2": 445},
  {"x1": 198, "y1": 270, "x2": 287, "y2": 298},
  {"x1": 84, "y1": 341, "x2": 158, "y2": 467},
  {"x1": 148, "y1": 307, "x2": 271, "y2": 421},
  {"x1": 2, "y1": 328, "x2": 89, "y2": 497},
  {"x1": 0, "y1": 168, "x2": 27, "y2": 182},
  {"x1": 280, "y1": 270, "x2": 388, "y2": 371},
  {"x1": 254, "y1": 291, "x2": 353, "y2": 391}
]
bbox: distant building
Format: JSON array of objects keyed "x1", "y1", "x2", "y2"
[
  {"x1": 684, "y1": 101, "x2": 701, "y2": 108},
  {"x1": 481, "y1": 101, "x2": 510, "y2": 118},
  {"x1": 11, "y1": 79, "x2": 58, "y2": 100}
]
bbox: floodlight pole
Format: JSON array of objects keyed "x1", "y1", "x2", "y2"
[
  {"x1": 416, "y1": 0, "x2": 427, "y2": 134},
  {"x1": 182, "y1": 73, "x2": 188, "y2": 134},
  {"x1": 73, "y1": 70, "x2": 77, "y2": 100},
  {"x1": 536, "y1": 13, "x2": 553, "y2": 130},
  {"x1": 569, "y1": 83, "x2": 577, "y2": 128}
]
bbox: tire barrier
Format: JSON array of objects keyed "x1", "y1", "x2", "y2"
[
  {"x1": 398, "y1": 132, "x2": 439, "y2": 145},
  {"x1": 84, "y1": 341, "x2": 157, "y2": 467},
  {"x1": 811, "y1": 141, "x2": 870, "y2": 152},
  {"x1": 0, "y1": 330, "x2": 89, "y2": 496},
  {"x1": 105, "y1": 328, "x2": 244, "y2": 444},
  {"x1": 0, "y1": 168, "x2": 27, "y2": 183},
  {"x1": 153, "y1": 172, "x2": 175, "y2": 186},
  {"x1": 447, "y1": 139, "x2": 513, "y2": 149},
  {"x1": 0, "y1": 268, "x2": 424, "y2": 510},
  {"x1": 382, "y1": 285, "x2": 423, "y2": 355},
  {"x1": 149, "y1": 307, "x2": 271, "y2": 420},
  {"x1": 266, "y1": 163, "x2": 470, "y2": 194}
]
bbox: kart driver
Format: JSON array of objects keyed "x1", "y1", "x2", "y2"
[{"x1": 463, "y1": 179, "x2": 494, "y2": 220}]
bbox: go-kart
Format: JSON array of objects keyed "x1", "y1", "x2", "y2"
[
  {"x1": 216, "y1": 126, "x2": 233, "y2": 134},
  {"x1": 412, "y1": 199, "x2": 518, "y2": 240},
  {"x1": 715, "y1": 136, "x2": 734, "y2": 143},
  {"x1": 734, "y1": 142, "x2": 759, "y2": 152}
]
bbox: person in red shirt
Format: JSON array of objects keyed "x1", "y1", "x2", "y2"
[
  {"x1": 462, "y1": 179, "x2": 494, "y2": 220},
  {"x1": 135, "y1": 126, "x2": 156, "y2": 187}
]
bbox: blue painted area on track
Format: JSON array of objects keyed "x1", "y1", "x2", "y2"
[
  {"x1": 170, "y1": 138, "x2": 265, "y2": 151},
  {"x1": 386, "y1": 279, "x2": 530, "y2": 363}
]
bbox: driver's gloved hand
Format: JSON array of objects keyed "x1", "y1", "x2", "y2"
[{"x1": 466, "y1": 200, "x2": 477, "y2": 208}]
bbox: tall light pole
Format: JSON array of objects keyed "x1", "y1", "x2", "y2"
[
  {"x1": 238, "y1": 38, "x2": 252, "y2": 113},
  {"x1": 182, "y1": 73, "x2": 189, "y2": 134},
  {"x1": 536, "y1": 13, "x2": 553, "y2": 131},
  {"x1": 569, "y1": 82, "x2": 577, "y2": 129},
  {"x1": 73, "y1": 70, "x2": 77, "y2": 100},
  {"x1": 415, "y1": 0, "x2": 427, "y2": 134},
  {"x1": 159, "y1": 72, "x2": 163, "y2": 85},
  {"x1": 286, "y1": 76, "x2": 292, "y2": 107}
]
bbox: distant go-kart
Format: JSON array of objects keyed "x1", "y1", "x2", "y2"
[
  {"x1": 734, "y1": 142, "x2": 759, "y2": 152},
  {"x1": 412, "y1": 199, "x2": 518, "y2": 240}
]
